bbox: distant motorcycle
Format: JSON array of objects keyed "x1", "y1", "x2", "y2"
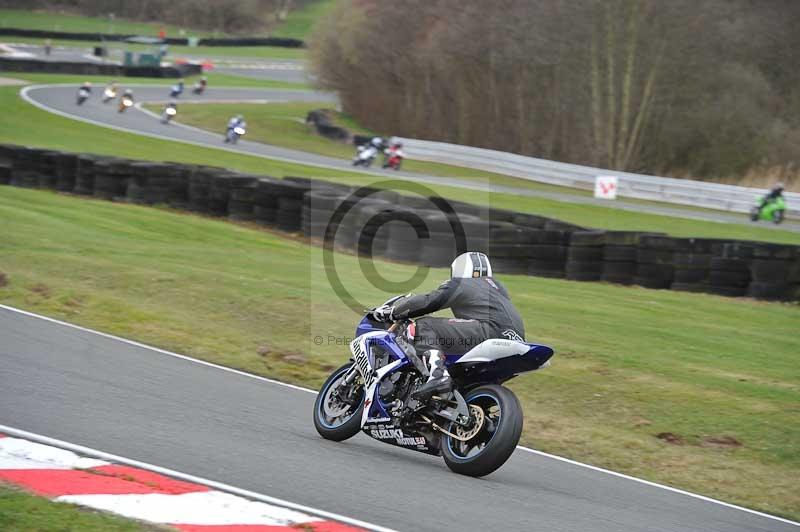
[
  {"x1": 170, "y1": 81, "x2": 184, "y2": 98},
  {"x1": 118, "y1": 94, "x2": 134, "y2": 113},
  {"x1": 102, "y1": 87, "x2": 117, "y2": 104},
  {"x1": 192, "y1": 80, "x2": 207, "y2": 95},
  {"x1": 750, "y1": 196, "x2": 786, "y2": 224},
  {"x1": 353, "y1": 145, "x2": 378, "y2": 167},
  {"x1": 383, "y1": 147, "x2": 404, "y2": 171},
  {"x1": 225, "y1": 125, "x2": 246, "y2": 144},
  {"x1": 161, "y1": 105, "x2": 178, "y2": 124},
  {"x1": 76, "y1": 87, "x2": 90, "y2": 106}
]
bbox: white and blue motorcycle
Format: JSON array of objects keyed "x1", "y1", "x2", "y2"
[{"x1": 313, "y1": 297, "x2": 554, "y2": 477}]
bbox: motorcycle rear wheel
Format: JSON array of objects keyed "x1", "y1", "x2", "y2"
[
  {"x1": 313, "y1": 363, "x2": 364, "y2": 441},
  {"x1": 441, "y1": 384, "x2": 523, "y2": 477}
]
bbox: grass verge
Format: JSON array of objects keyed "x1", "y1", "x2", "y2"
[
  {"x1": 0, "y1": 82, "x2": 351, "y2": 179},
  {"x1": 0, "y1": 483, "x2": 160, "y2": 531},
  {"x1": 15, "y1": 71, "x2": 310, "y2": 91},
  {"x1": 271, "y1": 0, "x2": 338, "y2": 40},
  {"x1": 0, "y1": 186, "x2": 797, "y2": 520},
  {"x1": 0, "y1": 8, "x2": 207, "y2": 36},
  {"x1": 1, "y1": 36, "x2": 308, "y2": 61},
  {"x1": 4, "y1": 74, "x2": 799, "y2": 244},
  {"x1": 146, "y1": 101, "x2": 521, "y2": 181},
  {"x1": 151, "y1": 100, "x2": 800, "y2": 245}
]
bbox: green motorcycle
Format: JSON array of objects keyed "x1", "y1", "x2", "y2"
[{"x1": 750, "y1": 195, "x2": 786, "y2": 224}]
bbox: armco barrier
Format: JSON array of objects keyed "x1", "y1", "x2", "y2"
[
  {"x1": 0, "y1": 57, "x2": 200, "y2": 78},
  {"x1": 0, "y1": 143, "x2": 798, "y2": 302},
  {"x1": 396, "y1": 137, "x2": 800, "y2": 219}
]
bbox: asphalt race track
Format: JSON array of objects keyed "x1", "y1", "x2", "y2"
[
  {"x1": 1, "y1": 307, "x2": 797, "y2": 532},
  {"x1": 21, "y1": 84, "x2": 800, "y2": 232}
]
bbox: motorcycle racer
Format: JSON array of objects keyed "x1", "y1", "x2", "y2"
[
  {"x1": 761, "y1": 182, "x2": 785, "y2": 207},
  {"x1": 225, "y1": 114, "x2": 246, "y2": 143},
  {"x1": 372, "y1": 252, "x2": 526, "y2": 398},
  {"x1": 383, "y1": 141, "x2": 404, "y2": 169}
]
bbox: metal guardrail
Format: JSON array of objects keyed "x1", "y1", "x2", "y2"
[{"x1": 396, "y1": 137, "x2": 800, "y2": 219}]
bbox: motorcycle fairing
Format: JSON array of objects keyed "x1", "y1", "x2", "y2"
[
  {"x1": 349, "y1": 331, "x2": 410, "y2": 426},
  {"x1": 361, "y1": 420, "x2": 439, "y2": 455},
  {"x1": 758, "y1": 196, "x2": 786, "y2": 220},
  {"x1": 447, "y1": 339, "x2": 554, "y2": 385}
]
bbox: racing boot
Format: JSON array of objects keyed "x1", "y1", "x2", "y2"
[{"x1": 412, "y1": 350, "x2": 452, "y2": 400}]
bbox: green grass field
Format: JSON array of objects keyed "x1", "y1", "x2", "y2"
[
  {"x1": 0, "y1": 4, "x2": 332, "y2": 42},
  {"x1": 0, "y1": 8, "x2": 203, "y2": 36},
  {"x1": 0, "y1": 185, "x2": 797, "y2": 520},
  {"x1": 0, "y1": 6, "x2": 318, "y2": 60},
  {"x1": 0, "y1": 483, "x2": 155, "y2": 531},
  {"x1": 271, "y1": 0, "x2": 337, "y2": 40}
]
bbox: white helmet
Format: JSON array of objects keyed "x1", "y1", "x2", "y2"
[{"x1": 451, "y1": 252, "x2": 492, "y2": 279}]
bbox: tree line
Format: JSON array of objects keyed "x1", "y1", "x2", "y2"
[{"x1": 310, "y1": 0, "x2": 800, "y2": 184}]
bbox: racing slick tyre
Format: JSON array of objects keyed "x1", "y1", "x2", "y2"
[
  {"x1": 314, "y1": 363, "x2": 365, "y2": 442},
  {"x1": 441, "y1": 384, "x2": 523, "y2": 477}
]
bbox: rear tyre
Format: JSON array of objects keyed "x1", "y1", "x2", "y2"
[
  {"x1": 441, "y1": 385, "x2": 523, "y2": 477},
  {"x1": 313, "y1": 363, "x2": 365, "y2": 442}
]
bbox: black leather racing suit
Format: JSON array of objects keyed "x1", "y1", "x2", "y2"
[{"x1": 392, "y1": 277, "x2": 526, "y2": 355}]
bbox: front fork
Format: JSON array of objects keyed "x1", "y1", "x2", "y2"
[{"x1": 329, "y1": 364, "x2": 361, "y2": 407}]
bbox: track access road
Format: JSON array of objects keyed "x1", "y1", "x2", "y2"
[
  {"x1": 22, "y1": 83, "x2": 800, "y2": 232},
  {"x1": 1, "y1": 307, "x2": 796, "y2": 532}
]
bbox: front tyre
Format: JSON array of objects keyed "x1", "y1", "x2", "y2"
[
  {"x1": 441, "y1": 384, "x2": 523, "y2": 477},
  {"x1": 313, "y1": 363, "x2": 364, "y2": 442}
]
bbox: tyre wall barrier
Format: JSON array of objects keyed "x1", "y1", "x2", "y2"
[
  {"x1": 1, "y1": 143, "x2": 798, "y2": 302},
  {"x1": 197, "y1": 37, "x2": 304, "y2": 48},
  {"x1": 305, "y1": 110, "x2": 350, "y2": 142},
  {"x1": 0, "y1": 28, "x2": 305, "y2": 48},
  {"x1": 0, "y1": 57, "x2": 200, "y2": 78}
]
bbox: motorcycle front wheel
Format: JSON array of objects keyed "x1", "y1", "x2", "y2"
[
  {"x1": 313, "y1": 363, "x2": 365, "y2": 441},
  {"x1": 441, "y1": 384, "x2": 523, "y2": 477}
]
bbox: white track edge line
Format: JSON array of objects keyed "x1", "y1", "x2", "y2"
[
  {"x1": 2, "y1": 301, "x2": 799, "y2": 522},
  {"x1": 19, "y1": 84, "x2": 384, "y2": 178},
  {"x1": 0, "y1": 424, "x2": 397, "y2": 532}
]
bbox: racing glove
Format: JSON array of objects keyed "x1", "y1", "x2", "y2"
[{"x1": 372, "y1": 304, "x2": 395, "y2": 322}]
